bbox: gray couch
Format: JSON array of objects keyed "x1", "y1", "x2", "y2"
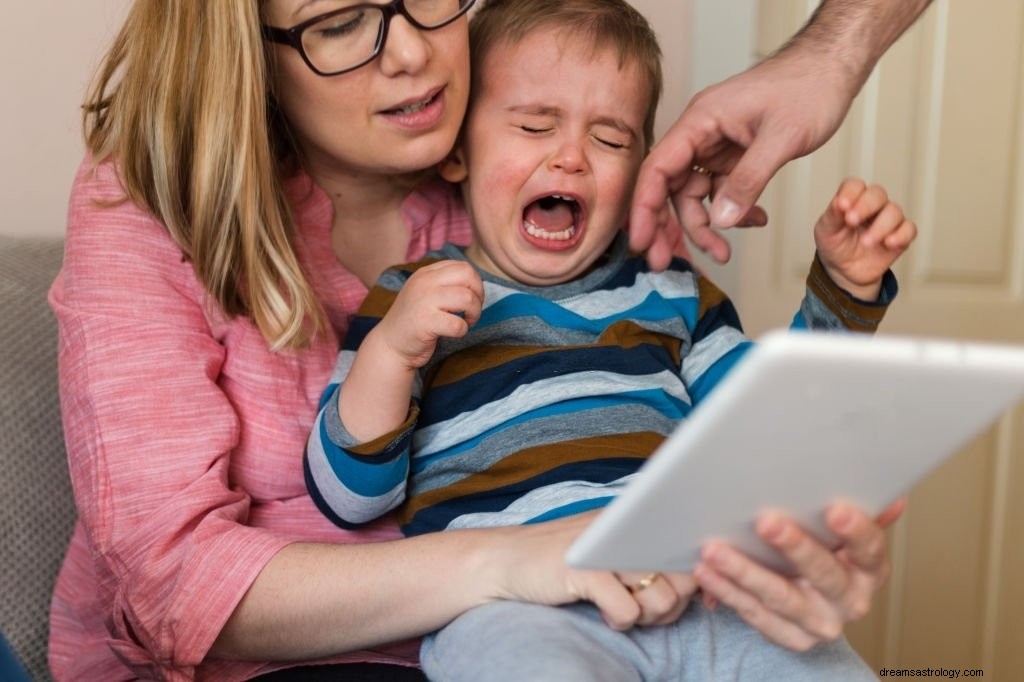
[{"x1": 0, "y1": 236, "x2": 74, "y2": 681}]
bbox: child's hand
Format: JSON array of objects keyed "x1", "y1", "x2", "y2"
[
  {"x1": 814, "y1": 178, "x2": 917, "y2": 301},
  {"x1": 373, "y1": 260, "x2": 484, "y2": 370}
]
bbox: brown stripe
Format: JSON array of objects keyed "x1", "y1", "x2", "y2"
[
  {"x1": 397, "y1": 431, "x2": 664, "y2": 522},
  {"x1": 696, "y1": 274, "x2": 728, "y2": 321},
  {"x1": 357, "y1": 257, "x2": 446, "y2": 319},
  {"x1": 431, "y1": 321, "x2": 683, "y2": 387},
  {"x1": 346, "y1": 405, "x2": 419, "y2": 456},
  {"x1": 807, "y1": 256, "x2": 887, "y2": 332}
]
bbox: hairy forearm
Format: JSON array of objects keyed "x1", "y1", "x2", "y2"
[
  {"x1": 782, "y1": 0, "x2": 933, "y2": 91},
  {"x1": 210, "y1": 532, "x2": 501, "y2": 661}
]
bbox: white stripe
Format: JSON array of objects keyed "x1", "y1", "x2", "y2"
[
  {"x1": 559, "y1": 270, "x2": 696, "y2": 319},
  {"x1": 414, "y1": 369, "x2": 689, "y2": 457},
  {"x1": 681, "y1": 326, "x2": 747, "y2": 386},
  {"x1": 329, "y1": 349, "x2": 357, "y2": 386}
]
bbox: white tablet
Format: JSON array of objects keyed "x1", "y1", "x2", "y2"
[{"x1": 566, "y1": 330, "x2": 1024, "y2": 574}]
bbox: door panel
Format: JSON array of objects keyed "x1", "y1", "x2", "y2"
[{"x1": 743, "y1": 1, "x2": 1024, "y2": 675}]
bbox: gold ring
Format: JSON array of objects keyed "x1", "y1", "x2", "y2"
[
  {"x1": 628, "y1": 572, "x2": 660, "y2": 593},
  {"x1": 691, "y1": 164, "x2": 713, "y2": 176}
]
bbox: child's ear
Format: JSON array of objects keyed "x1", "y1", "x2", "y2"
[{"x1": 439, "y1": 147, "x2": 468, "y2": 183}]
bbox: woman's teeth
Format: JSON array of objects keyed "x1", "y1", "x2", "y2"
[
  {"x1": 394, "y1": 95, "x2": 433, "y2": 115},
  {"x1": 525, "y1": 221, "x2": 576, "y2": 241}
]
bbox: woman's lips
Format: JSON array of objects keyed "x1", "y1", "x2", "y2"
[{"x1": 380, "y1": 87, "x2": 446, "y2": 130}]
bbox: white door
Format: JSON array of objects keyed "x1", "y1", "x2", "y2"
[{"x1": 733, "y1": 1, "x2": 1024, "y2": 675}]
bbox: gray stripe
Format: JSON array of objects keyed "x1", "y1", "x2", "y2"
[
  {"x1": 801, "y1": 291, "x2": 848, "y2": 330},
  {"x1": 411, "y1": 403, "x2": 679, "y2": 496},
  {"x1": 414, "y1": 369, "x2": 688, "y2": 456},
  {"x1": 680, "y1": 326, "x2": 748, "y2": 387}
]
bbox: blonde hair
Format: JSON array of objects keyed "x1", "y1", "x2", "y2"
[
  {"x1": 83, "y1": 1, "x2": 321, "y2": 350},
  {"x1": 468, "y1": 0, "x2": 663, "y2": 151}
]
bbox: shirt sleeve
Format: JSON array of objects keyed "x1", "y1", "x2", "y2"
[
  {"x1": 794, "y1": 253, "x2": 898, "y2": 332},
  {"x1": 51, "y1": 162, "x2": 295, "y2": 679},
  {"x1": 677, "y1": 255, "x2": 898, "y2": 407},
  {"x1": 304, "y1": 269, "x2": 418, "y2": 529}
]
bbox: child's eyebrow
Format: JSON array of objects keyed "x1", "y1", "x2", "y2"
[
  {"x1": 507, "y1": 105, "x2": 638, "y2": 139},
  {"x1": 507, "y1": 104, "x2": 562, "y2": 118},
  {"x1": 591, "y1": 116, "x2": 638, "y2": 139}
]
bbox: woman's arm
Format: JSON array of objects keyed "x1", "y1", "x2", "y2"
[{"x1": 211, "y1": 515, "x2": 647, "y2": 659}]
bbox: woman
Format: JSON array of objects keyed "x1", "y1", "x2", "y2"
[{"x1": 49, "y1": 1, "x2": 899, "y2": 679}]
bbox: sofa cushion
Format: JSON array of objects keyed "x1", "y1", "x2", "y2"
[{"x1": 0, "y1": 236, "x2": 73, "y2": 682}]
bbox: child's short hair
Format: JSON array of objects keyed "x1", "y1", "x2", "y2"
[{"x1": 468, "y1": 0, "x2": 663, "y2": 151}]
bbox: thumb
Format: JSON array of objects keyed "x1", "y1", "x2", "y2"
[
  {"x1": 815, "y1": 193, "x2": 846, "y2": 236},
  {"x1": 577, "y1": 572, "x2": 641, "y2": 631},
  {"x1": 709, "y1": 130, "x2": 797, "y2": 227}
]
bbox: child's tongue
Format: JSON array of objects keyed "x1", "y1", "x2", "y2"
[{"x1": 524, "y1": 200, "x2": 574, "y2": 233}]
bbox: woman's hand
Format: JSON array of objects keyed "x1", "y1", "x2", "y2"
[
  {"x1": 484, "y1": 513, "x2": 697, "y2": 631},
  {"x1": 692, "y1": 499, "x2": 905, "y2": 651}
]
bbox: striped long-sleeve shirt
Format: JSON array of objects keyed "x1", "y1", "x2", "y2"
[{"x1": 306, "y1": 234, "x2": 895, "y2": 536}]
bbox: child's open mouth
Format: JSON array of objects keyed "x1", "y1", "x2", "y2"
[{"x1": 522, "y1": 194, "x2": 584, "y2": 248}]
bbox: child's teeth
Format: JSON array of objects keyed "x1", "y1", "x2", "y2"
[{"x1": 525, "y1": 221, "x2": 576, "y2": 241}]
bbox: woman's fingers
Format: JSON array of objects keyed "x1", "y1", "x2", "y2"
[
  {"x1": 756, "y1": 512, "x2": 850, "y2": 603},
  {"x1": 691, "y1": 503, "x2": 896, "y2": 650},
  {"x1": 692, "y1": 559, "x2": 825, "y2": 651}
]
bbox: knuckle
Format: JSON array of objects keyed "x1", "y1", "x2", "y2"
[{"x1": 846, "y1": 595, "x2": 871, "y2": 622}]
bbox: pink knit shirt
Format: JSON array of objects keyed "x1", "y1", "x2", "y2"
[{"x1": 48, "y1": 159, "x2": 471, "y2": 681}]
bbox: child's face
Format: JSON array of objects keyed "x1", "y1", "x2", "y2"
[{"x1": 451, "y1": 28, "x2": 651, "y2": 286}]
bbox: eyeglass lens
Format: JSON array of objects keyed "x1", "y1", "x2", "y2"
[{"x1": 302, "y1": 0, "x2": 471, "y2": 75}]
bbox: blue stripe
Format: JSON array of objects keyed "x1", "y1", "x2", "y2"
[
  {"x1": 413, "y1": 389, "x2": 690, "y2": 474},
  {"x1": 318, "y1": 416, "x2": 410, "y2": 498},
  {"x1": 317, "y1": 382, "x2": 339, "y2": 412},
  {"x1": 791, "y1": 310, "x2": 809, "y2": 329},
  {"x1": 524, "y1": 496, "x2": 616, "y2": 523},
  {"x1": 421, "y1": 342, "x2": 680, "y2": 426},
  {"x1": 688, "y1": 341, "x2": 751, "y2": 404},
  {"x1": 476, "y1": 290, "x2": 699, "y2": 333}
]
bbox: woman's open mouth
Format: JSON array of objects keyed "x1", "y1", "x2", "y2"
[{"x1": 381, "y1": 87, "x2": 445, "y2": 129}]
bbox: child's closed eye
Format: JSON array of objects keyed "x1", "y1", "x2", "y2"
[
  {"x1": 593, "y1": 135, "x2": 628, "y2": 150},
  {"x1": 519, "y1": 124, "x2": 552, "y2": 134}
]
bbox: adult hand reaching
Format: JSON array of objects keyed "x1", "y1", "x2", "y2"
[
  {"x1": 630, "y1": 0, "x2": 933, "y2": 268},
  {"x1": 631, "y1": 50, "x2": 853, "y2": 267}
]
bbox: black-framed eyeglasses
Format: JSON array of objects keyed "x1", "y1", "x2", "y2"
[{"x1": 262, "y1": 0, "x2": 476, "y2": 77}]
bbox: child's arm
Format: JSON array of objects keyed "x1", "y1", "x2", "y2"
[
  {"x1": 814, "y1": 177, "x2": 917, "y2": 301},
  {"x1": 339, "y1": 260, "x2": 484, "y2": 442}
]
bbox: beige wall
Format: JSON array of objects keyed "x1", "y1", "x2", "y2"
[
  {"x1": 0, "y1": 2, "x2": 753, "y2": 240},
  {"x1": 0, "y1": 2, "x2": 129, "y2": 237}
]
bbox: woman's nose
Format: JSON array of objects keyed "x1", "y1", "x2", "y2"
[{"x1": 379, "y1": 15, "x2": 430, "y2": 76}]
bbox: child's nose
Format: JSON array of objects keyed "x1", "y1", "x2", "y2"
[{"x1": 549, "y1": 141, "x2": 588, "y2": 175}]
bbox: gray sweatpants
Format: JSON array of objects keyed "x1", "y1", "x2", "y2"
[{"x1": 420, "y1": 599, "x2": 876, "y2": 681}]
